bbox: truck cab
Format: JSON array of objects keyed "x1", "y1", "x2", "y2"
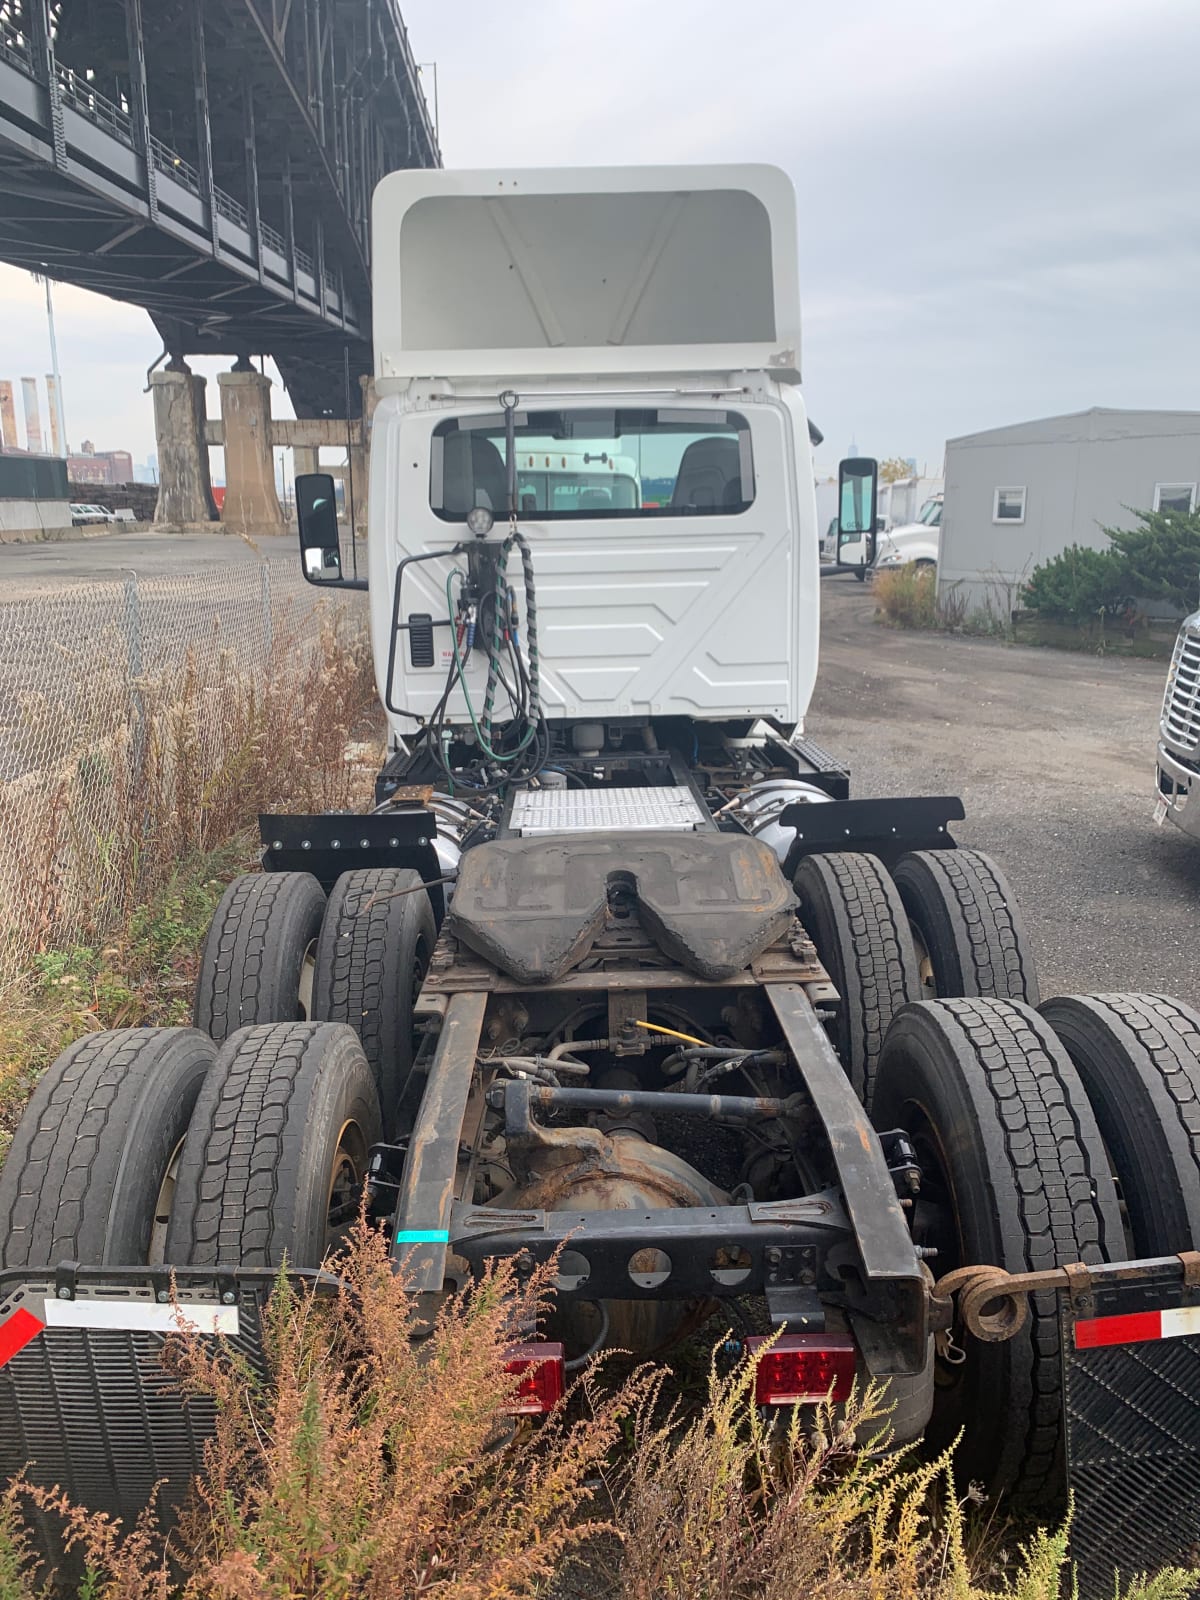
[
  {"x1": 873, "y1": 490, "x2": 943, "y2": 571},
  {"x1": 360, "y1": 164, "x2": 826, "y2": 747},
  {"x1": 1155, "y1": 606, "x2": 1200, "y2": 839}
]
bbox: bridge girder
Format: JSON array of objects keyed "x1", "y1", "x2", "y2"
[{"x1": 0, "y1": 0, "x2": 438, "y2": 415}]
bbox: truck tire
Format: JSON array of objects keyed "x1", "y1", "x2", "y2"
[
  {"x1": 891, "y1": 849, "x2": 1039, "y2": 1004},
  {"x1": 872, "y1": 999, "x2": 1123, "y2": 1504},
  {"x1": 793, "y1": 851, "x2": 919, "y2": 1103},
  {"x1": 1040, "y1": 993, "x2": 1200, "y2": 1256},
  {"x1": 194, "y1": 871, "x2": 326, "y2": 1040},
  {"x1": 0, "y1": 1028, "x2": 215, "y2": 1267},
  {"x1": 165, "y1": 1022, "x2": 381, "y2": 1269},
  {"x1": 310, "y1": 868, "x2": 435, "y2": 1131}
]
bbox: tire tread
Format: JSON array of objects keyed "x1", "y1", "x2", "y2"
[
  {"x1": 893, "y1": 849, "x2": 1039, "y2": 1004},
  {"x1": 0, "y1": 1029, "x2": 214, "y2": 1266},
  {"x1": 794, "y1": 851, "x2": 919, "y2": 1100},
  {"x1": 166, "y1": 1021, "x2": 377, "y2": 1268},
  {"x1": 874, "y1": 997, "x2": 1121, "y2": 1501},
  {"x1": 194, "y1": 872, "x2": 325, "y2": 1040}
]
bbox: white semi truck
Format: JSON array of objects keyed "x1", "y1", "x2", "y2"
[
  {"x1": 1155, "y1": 606, "x2": 1200, "y2": 839},
  {"x1": 2, "y1": 167, "x2": 1198, "y2": 1586},
  {"x1": 873, "y1": 490, "x2": 944, "y2": 572}
]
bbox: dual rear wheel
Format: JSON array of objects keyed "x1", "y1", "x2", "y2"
[
  {"x1": 796, "y1": 845, "x2": 1200, "y2": 1499},
  {"x1": 872, "y1": 991, "x2": 1200, "y2": 1502},
  {"x1": 193, "y1": 867, "x2": 435, "y2": 1132},
  {"x1": 0, "y1": 866, "x2": 434, "y2": 1278},
  {"x1": 0, "y1": 1022, "x2": 381, "y2": 1275},
  {"x1": 793, "y1": 846, "x2": 1039, "y2": 1102}
]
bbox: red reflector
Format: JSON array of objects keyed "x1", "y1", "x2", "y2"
[
  {"x1": 0, "y1": 1307, "x2": 45, "y2": 1369},
  {"x1": 745, "y1": 1333, "x2": 856, "y2": 1406},
  {"x1": 1074, "y1": 1310, "x2": 1162, "y2": 1350},
  {"x1": 504, "y1": 1341, "x2": 565, "y2": 1415}
]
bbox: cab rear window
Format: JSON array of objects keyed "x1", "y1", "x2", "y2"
[{"x1": 430, "y1": 407, "x2": 754, "y2": 520}]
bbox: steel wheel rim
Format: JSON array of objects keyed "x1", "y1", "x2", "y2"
[
  {"x1": 148, "y1": 1137, "x2": 185, "y2": 1266},
  {"x1": 326, "y1": 1118, "x2": 369, "y2": 1247}
]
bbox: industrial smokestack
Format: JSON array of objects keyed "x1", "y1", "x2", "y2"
[
  {"x1": 46, "y1": 375, "x2": 63, "y2": 456},
  {"x1": 21, "y1": 377, "x2": 43, "y2": 454},
  {"x1": 0, "y1": 382, "x2": 16, "y2": 451}
]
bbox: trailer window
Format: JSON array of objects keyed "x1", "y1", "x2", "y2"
[
  {"x1": 1154, "y1": 483, "x2": 1197, "y2": 514},
  {"x1": 430, "y1": 408, "x2": 754, "y2": 520},
  {"x1": 992, "y1": 486, "x2": 1027, "y2": 524}
]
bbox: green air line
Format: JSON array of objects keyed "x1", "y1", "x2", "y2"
[{"x1": 445, "y1": 568, "x2": 529, "y2": 764}]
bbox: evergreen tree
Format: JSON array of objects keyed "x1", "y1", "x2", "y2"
[{"x1": 1102, "y1": 507, "x2": 1200, "y2": 613}]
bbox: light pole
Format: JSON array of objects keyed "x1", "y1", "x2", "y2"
[
  {"x1": 32, "y1": 273, "x2": 69, "y2": 457},
  {"x1": 418, "y1": 62, "x2": 439, "y2": 145}
]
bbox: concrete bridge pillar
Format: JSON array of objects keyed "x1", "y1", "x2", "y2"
[
  {"x1": 218, "y1": 365, "x2": 285, "y2": 534},
  {"x1": 150, "y1": 364, "x2": 217, "y2": 525},
  {"x1": 349, "y1": 439, "x2": 369, "y2": 537},
  {"x1": 292, "y1": 445, "x2": 319, "y2": 478}
]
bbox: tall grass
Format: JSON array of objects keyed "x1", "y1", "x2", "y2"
[
  {"x1": 1, "y1": 1225, "x2": 1192, "y2": 1598},
  {"x1": 873, "y1": 565, "x2": 940, "y2": 630},
  {"x1": 5, "y1": 1223, "x2": 652, "y2": 1600}
]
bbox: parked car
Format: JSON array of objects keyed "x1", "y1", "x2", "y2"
[
  {"x1": 872, "y1": 492, "x2": 942, "y2": 572},
  {"x1": 69, "y1": 503, "x2": 117, "y2": 526}
]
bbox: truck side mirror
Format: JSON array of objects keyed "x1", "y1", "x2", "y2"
[
  {"x1": 296, "y1": 473, "x2": 367, "y2": 590},
  {"x1": 837, "y1": 457, "x2": 879, "y2": 567}
]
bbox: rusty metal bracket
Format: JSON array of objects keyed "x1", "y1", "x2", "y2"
[
  {"x1": 934, "y1": 1264, "x2": 1065, "y2": 1343},
  {"x1": 935, "y1": 1255, "x2": 1200, "y2": 1345}
]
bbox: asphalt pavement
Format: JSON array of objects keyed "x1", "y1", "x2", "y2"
[
  {"x1": 0, "y1": 528, "x2": 299, "y2": 595},
  {"x1": 810, "y1": 574, "x2": 1200, "y2": 1003}
]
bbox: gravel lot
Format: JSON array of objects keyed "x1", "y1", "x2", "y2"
[
  {"x1": 810, "y1": 574, "x2": 1200, "y2": 1004},
  {"x1": 0, "y1": 528, "x2": 298, "y2": 596}
]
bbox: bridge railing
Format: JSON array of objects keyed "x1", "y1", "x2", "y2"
[
  {"x1": 56, "y1": 65, "x2": 130, "y2": 140},
  {"x1": 0, "y1": 22, "x2": 31, "y2": 70},
  {"x1": 150, "y1": 134, "x2": 200, "y2": 197}
]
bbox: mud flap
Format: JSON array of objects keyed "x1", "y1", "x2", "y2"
[
  {"x1": 1063, "y1": 1259, "x2": 1200, "y2": 1596},
  {"x1": 0, "y1": 1265, "x2": 321, "y2": 1571}
]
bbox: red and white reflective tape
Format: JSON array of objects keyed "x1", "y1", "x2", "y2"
[
  {"x1": 1075, "y1": 1304, "x2": 1200, "y2": 1350},
  {"x1": 0, "y1": 1298, "x2": 239, "y2": 1369}
]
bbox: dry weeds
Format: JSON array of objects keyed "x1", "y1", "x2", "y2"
[
  {"x1": 0, "y1": 603, "x2": 379, "y2": 992},
  {"x1": 0, "y1": 1228, "x2": 1192, "y2": 1599}
]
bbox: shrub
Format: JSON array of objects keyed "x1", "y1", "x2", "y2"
[
  {"x1": 1020, "y1": 543, "x2": 1136, "y2": 624},
  {"x1": 1022, "y1": 508, "x2": 1200, "y2": 627},
  {"x1": 1104, "y1": 507, "x2": 1200, "y2": 614},
  {"x1": 10, "y1": 1222, "x2": 652, "y2": 1600},
  {"x1": 874, "y1": 565, "x2": 938, "y2": 629}
]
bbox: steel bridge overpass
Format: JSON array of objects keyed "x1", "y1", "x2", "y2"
[{"x1": 0, "y1": 0, "x2": 439, "y2": 417}]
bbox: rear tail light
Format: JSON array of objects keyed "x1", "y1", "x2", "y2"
[
  {"x1": 504, "y1": 1341, "x2": 565, "y2": 1415},
  {"x1": 745, "y1": 1333, "x2": 856, "y2": 1406}
]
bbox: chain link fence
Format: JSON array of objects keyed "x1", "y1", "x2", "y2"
[{"x1": 0, "y1": 558, "x2": 372, "y2": 991}]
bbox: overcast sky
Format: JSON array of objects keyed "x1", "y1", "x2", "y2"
[{"x1": 3, "y1": 0, "x2": 1198, "y2": 475}]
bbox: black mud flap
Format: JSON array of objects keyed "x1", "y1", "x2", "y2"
[
  {"x1": 1063, "y1": 1258, "x2": 1200, "y2": 1596},
  {"x1": 0, "y1": 1265, "x2": 324, "y2": 1574}
]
